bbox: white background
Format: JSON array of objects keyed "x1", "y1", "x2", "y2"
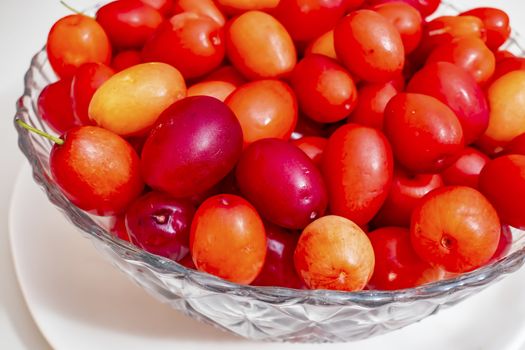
[{"x1": 1, "y1": 0, "x2": 525, "y2": 349}]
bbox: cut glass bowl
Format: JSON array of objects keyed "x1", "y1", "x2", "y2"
[{"x1": 14, "y1": 0, "x2": 525, "y2": 343}]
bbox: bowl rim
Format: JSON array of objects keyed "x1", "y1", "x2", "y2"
[{"x1": 13, "y1": 0, "x2": 525, "y2": 307}]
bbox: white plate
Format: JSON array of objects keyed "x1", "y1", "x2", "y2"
[{"x1": 9, "y1": 164, "x2": 525, "y2": 350}]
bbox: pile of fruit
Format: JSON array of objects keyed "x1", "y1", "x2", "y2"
[{"x1": 20, "y1": 0, "x2": 525, "y2": 292}]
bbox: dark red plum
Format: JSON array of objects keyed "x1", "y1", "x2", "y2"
[
  {"x1": 141, "y1": 96, "x2": 243, "y2": 198},
  {"x1": 236, "y1": 138, "x2": 328, "y2": 230},
  {"x1": 407, "y1": 62, "x2": 489, "y2": 145},
  {"x1": 252, "y1": 223, "x2": 306, "y2": 289},
  {"x1": 125, "y1": 191, "x2": 196, "y2": 261}
]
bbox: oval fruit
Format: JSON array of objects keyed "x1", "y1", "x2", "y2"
[
  {"x1": 89, "y1": 62, "x2": 186, "y2": 136},
  {"x1": 236, "y1": 138, "x2": 327, "y2": 229},
  {"x1": 190, "y1": 194, "x2": 267, "y2": 284},
  {"x1": 226, "y1": 11, "x2": 296, "y2": 80},
  {"x1": 225, "y1": 79, "x2": 297, "y2": 145},
  {"x1": 367, "y1": 227, "x2": 443, "y2": 290},
  {"x1": 47, "y1": 15, "x2": 112, "y2": 78},
  {"x1": 334, "y1": 9, "x2": 405, "y2": 82},
  {"x1": 125, "y1": 191, "x2": 195, "y2": 261},
  {"x1": 411, "y1": 186, "x2": 501, "y2": 273},
  {"x1": 441, "y1": 147, "x2": 490, "y2": 189},
  {"x1": 483, "y1": 71, "x2": 525, "y2": 146},
  {"x1": 141, "y1": 12, "x2": 226, "y2": 79},
  {"x1": 290, "y1": 54, "x2": 358, "y2": 123},
  {"x1": 407, "y1": 62, "x2": 489, "y2": 145},
  {"x1": 373, "y1": 168, "x2": 444, "y2": 228},
  {"x1": 322, "y1": 124, "x2": 393, "y2": 227},
  {"x1": 479, "y1": 155, "x2": 525, "y2": 229},
  {"x1": 50, "y1": 126, "x2": 144, "y2": 216},
  {"x1": 251, "y1": 223, "x2": 305, "y2": 289},
  {"x1": 141, "y1": 96, "x2": 243, "y2": 198},
  {"x1": 294, "y1": 215, "x2": 375, "y2": 291},
  {"x1": 96, "y1": 0, "x2": 163, "y2": 50},
  {"x1": 384, "y1": 93, "x2": 464, "y2": 173}
]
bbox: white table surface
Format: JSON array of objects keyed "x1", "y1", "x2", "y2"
[{"x1": 1, "y1": 1, "x2": 525, "y2": 349}]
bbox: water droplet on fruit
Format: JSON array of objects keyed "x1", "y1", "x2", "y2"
[{"x1": 310, "y1": 211, "x2": 318, "y2": 220}]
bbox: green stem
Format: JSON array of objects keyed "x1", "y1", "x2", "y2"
[
  {"x1": 16, "y1": 119, "x2": 64, "y2": 146},
  {"x1": 59, "y1": 0, "x2": 86, "y2": 16}
]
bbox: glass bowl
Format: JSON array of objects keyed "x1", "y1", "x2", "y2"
[{"x1": 14, "y1": 1, "x2": 525, "y2": 343}]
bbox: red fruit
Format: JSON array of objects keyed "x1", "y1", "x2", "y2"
[
  {"x1": 111, "y1": 50, "x2": 143, "y2": 72},
  {"x1": 188, "y1": 66, "x2": 246, "y2": 102},
  {"x1": 71, "y1": 63, "x2": 114, "y2": 125},
  {"x1": 495, "y1": 50, "x2": 515, "y2": 62},
  {"x1": 334, "y1": 10, "x2": 405, "y2": 82},
  {"x1": 294, "y1": 215, "x2": 375, "y2": 291},
  {"x1": 367, "y1": 227, "x2": 443, "y2": 290},
  {"x1": 109, "y1": 215, "x2": 132, "y2": 242},
  {"x1": 252, "y1": 224, "x2": 305, "y2": 289},
  {"x1": 216, "y1": 0, "x2": 279, "y2": 15},
  {"x1": 291, "y1": 136, "x2": 328, "y2": 167},
  {"x1": 505, "y1": 133, "x2": 525, "y2": 156},
  {"x1": 139, "y1": 0, "x2": 173, "y2": 16},
  {"x1": 441, "y1": 147, "x2": 490, "y2": 189},
  {"x1": 37, "y1": 79, "x2": 80, "y2": 134},
  {"x1": 203, "y1": 65, "x2": 246, "y2": 86},
  {"x1": 407, "y1": 62, "x2": 489, "y2": 145},
  {"x1": 491, "y1": 57, "x2": 525, "y2": 84},
  {"x1": 384, "y1": 93, "x2": 464, "y2": 173},
  {"x1": 142, "y1": 13, "x2": 225, "y2": 79},
  {"x1": 96, "y1": 0, "x2": 163, "y2": 50},
  {"x1": 125, "y1": 192, "x2": 195, "y2": 261},
  {"x1": 291, "y1": 55, "x2": 358, "y2": 124},
  {"x1": 236, "y1": 138, "x2": 328, "y2": 229},
  {"x1": 426, "y1": 37, "x2": 496, "y2": 85},
  {"x1": 271, "y1": 0, "x2": 347, "y2": 42},
  {"x1": 291, "y1": 115, "x2": 331, "y2": 140},
  {"x1": 461, "y1": 7, "x2": 511, "y2": 50},
  {"x1": 190, "y1": 194, "x2": 267, "y2": 284},
  {"x1": 372, "y1": 2, "x2": 423, "y2": 54},
  {"x1": 47, "y1": 15, "x2": 112, "y2": 78},
  {"x1": 482, "y1": 71, "x2": 525, "y2": 150},
  {"x1": 373, "y1": 168, "x2": 444, "y2": 228},
  {"x1": 322, "y1": 124, "x2": 393, "y2": 227},
  {"x1": 179, "y1": 253, "x2": 197, "y2": 269},
  {"x1": 225, "y1": 80, "x2": 298, "y2": 145},
  {"x1": 141, "y1": 96, "x2": 243, "y2": 198},
  {"x1": 347, "y1": 80, "x2": 399, "y2": 130},
  {"x1": 422, "y1": 16, "x2": 486, "y2": 53},
  {"x1": 50, "y1": 126, "x2": 144, "y2": 216},
  {"x1": 88, "y1": 62, "x2": 187, "y2": 137},
  {"x1": 411, "y1": 186, "x2": 501, "y2": 273},
  {"x1": 479, "y1": 155, "x2": 525, "y2": 229},
  {"x1": 225, "y1": 11, "x2": 296, "y2": 80},
  {"x1": 305, "y1": 30, "x2": 337, "y2": 60},
  {"x1": 367, "y1": 0, "x2": 440, "y2": 17},
  {"x1": 172, "y1": 0, "x2": 226, "y2": 26},
  {"x1": 489, "y1": 225, "x2": 513, "y2": 263}
]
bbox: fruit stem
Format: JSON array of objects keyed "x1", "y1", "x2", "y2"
[
  {"x1": 16, "y1": 119, "x2": 64, "y2": 146},
  {"x1": 59, "y1": 0, "x2": 87, "y2": 16}
]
